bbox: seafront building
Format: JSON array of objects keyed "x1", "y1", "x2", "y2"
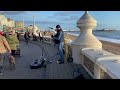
[
  {"x1": 15, "y1": 21, "x2": 24, "y2": 28},
  {"x1": 0, "y1": 14, "x2": 15, "y2": 31},
  {"x1": 0, "y1": 14, "x2": 8, "y2": 27},
  {"x1": 0, "y1": 14, "x2": 39, "y2": 35},
  {"x1": 0, "y1": 14, "x2": 8, "y2": 31},
  {"x1": 27, "y1": 25, "x2": 39, "y2": 36},
  {"x1": 7, "y1": 18, "x2": 15, "y2": 28}
]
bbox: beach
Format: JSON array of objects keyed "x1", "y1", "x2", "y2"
[
  {"x1": 43, "y1": 32, "x2": 120, "y2": 55},
  {"x1": 65, "y1": 34, "x2": 120, "y2": 55},
  {"x1": 101, "y1": 40, "x2": 120, "y2": 55}
]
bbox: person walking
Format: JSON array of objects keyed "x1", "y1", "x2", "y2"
[
  {"x1": 39, "y1": 32, "x2": 43, "y2": 41},
  {"x1": 6, "y1": 29, "x2": 19, "y2": 56},
  {"x1": 16, "y1": 31, "x2": 20, "y2": 41},
  {"x1": 0, "y1": 32, "x2": 11, "y2": 75},
  {"x1": 24, "y1": 31, "x2": 30, "y2": 44}
]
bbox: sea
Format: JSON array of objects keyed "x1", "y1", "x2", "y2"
[
  {"x1": 65, "y1": 30, "x2": 120, "y2": 44},
  {"x1": 24, "y1": 22, "x2": 120, "y2": 44}
]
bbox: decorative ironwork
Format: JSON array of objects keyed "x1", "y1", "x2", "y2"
[
  {"x1": 100, "y1": 69, "x2": 112, "y2": 79},
  {"x1": 68, "y1": 45, "x2": 72, "y2": 56},
  {"x1": 83, "y1": 55, "x2": 94, "y2": 75}
]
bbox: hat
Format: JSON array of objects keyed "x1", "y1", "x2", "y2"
[{"x1": 56, "y1": 25, "x2": 61, "y2": 28}]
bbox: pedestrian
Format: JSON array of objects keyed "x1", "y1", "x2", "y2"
[
  {"x1": 6, "y1": 29, "x2": 19, "y2": 56},
  {"x1": 16, "y1": 31, "x2": 20, "y2": 41},
  {"x1": 0, "y1": 32, "x2": 11, "y2": 75},
  {"x1": 39, "y1": 32, "x2": 43, "y2": 41},
  {"x1": 51, "y1": 25, "x2": 64, "y2": 64},
  {"x1": 24, "y1": 31, "x2": 30, "y2": 44}
]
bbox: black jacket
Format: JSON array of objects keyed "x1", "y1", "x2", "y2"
[{"x1": 52, "y1": 29, "x2": 64, "y2": 44}]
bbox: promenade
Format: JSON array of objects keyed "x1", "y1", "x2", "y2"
[{"x1": 0, "y1": 40, "x2": 92, "y2": 79}]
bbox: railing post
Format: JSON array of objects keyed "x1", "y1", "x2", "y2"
[
  {"x1": 71, "y1": 11, "x2": 102, "y2": 64},
  {"x1": 64, "y1": 33, "x2": 68, "y2": 63},
  {"x1": 94, "y1": 64, "x2": 101, "y2": 79}
]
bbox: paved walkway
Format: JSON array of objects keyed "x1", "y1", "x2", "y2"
[{"x1": 0, "y1": 40, "x2": 92, "y2": 79}]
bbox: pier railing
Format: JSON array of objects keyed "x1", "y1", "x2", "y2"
[{"x1": 80, "y1": 48, "x2": 120, "y2": 79}]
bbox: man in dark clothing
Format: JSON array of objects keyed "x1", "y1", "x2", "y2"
[
  {"x1": 39, "y1": 32, "x2": 43, "y2": 41},
  {"x1": 51, "y1": 25, "x2": 64, "y2": 64},
  {"x1": 16, "y1": 32, "x2": 20, "y2": 41},
  {"x1": 24, "y1": 31, "x2": 30, "y2": 44}
]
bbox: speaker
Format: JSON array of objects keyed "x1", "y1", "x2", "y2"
[{"x1": 30, "y1": 58, "x2": 45, "y2": 69}]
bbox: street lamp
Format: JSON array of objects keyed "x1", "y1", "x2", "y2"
[{"x1": 33, "y1": 16, "x2": 35, "y2": 29}]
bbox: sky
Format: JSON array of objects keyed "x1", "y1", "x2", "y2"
[{"x1": 0, "y1": 11, "x2": 120, "y2": 31}]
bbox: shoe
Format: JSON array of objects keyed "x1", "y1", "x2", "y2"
[
  {"x1": 57, "y1": 60, "x2": 61, "y2": 61},
  {"x1": 0, "y1": 66, "x2": 3, "y2": 70},
  {"x1": 57, "y1": 60, "x2": 64, "y2": 64},
  {"x1": 57, "y1": 60, "x2": 61, "y2": 63},
  {"x1": 58, "y1": 62, "x2": 64, "y2": 64},
  {"x1": 48, "y1": 61, "x2": 53, "y2": 64}
]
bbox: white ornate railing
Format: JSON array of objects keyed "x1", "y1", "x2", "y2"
[{"x1": 81, "y1": 48, "x2": 120, "y2": 79}]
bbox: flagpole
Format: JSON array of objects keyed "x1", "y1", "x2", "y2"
[
  {"x1": 23, "y1": 16, "x2": 24, "y2": 29},
  {"x1": 33, "y1": 16, "x2": 35, "y2": 29}
]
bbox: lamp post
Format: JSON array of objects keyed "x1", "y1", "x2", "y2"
[
  {"x1": 33, "y1": 16, "x2": 35, "y2": 30},
  {"x1": 22, "y1": 16, "x2": 24, "y2": 29}
]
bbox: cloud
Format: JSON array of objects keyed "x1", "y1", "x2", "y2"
[
  {"x1": 47, "y1": 16, "x2": 56, "y2": 18},
  {"x1": 0, "y1": 11, "x2": 26, "y2": 15},
  {"x1": 54, "y1": 11, "x2": 81, "y2": 16},
  {"x1": 59, "y1": 16, "x2": 79, "y2": 21},
  {"x1": 25, "y1": 20, "x2": 65, "y2": 25},
  {"x1": 48, "y1": 11, "x2": 81, "y2": 22}
]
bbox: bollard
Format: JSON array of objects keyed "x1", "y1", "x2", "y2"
[{"x1": 64, "y1": 33, "x2": 69, "y2": 63}]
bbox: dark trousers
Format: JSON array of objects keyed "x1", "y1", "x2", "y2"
[
  {"x1": 25, "y1": 38, "x2": 29, "y2": 44},
  {"x1": 0, "y1": 53, "x2": 4, "y2": 67},
  {"x1": 39, "y1": 37, "x2": 43, "y2": 41},
  {"x1": 11, "y1": 50, "x2": 15, "y2": 56}
]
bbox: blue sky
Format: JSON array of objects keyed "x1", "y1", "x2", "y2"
[{"x1": 1, "y1": 11, "x2": 120, "y2": 30}]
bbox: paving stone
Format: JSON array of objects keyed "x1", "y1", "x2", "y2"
[{"x1": 0, "y1": 41, "x2": 92, "y2": 79}]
